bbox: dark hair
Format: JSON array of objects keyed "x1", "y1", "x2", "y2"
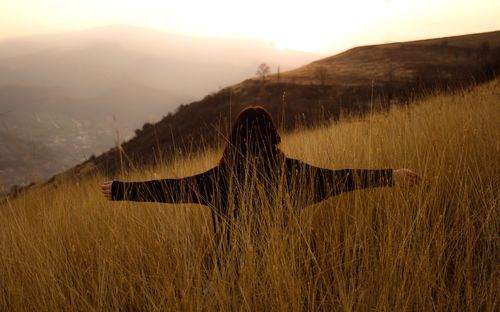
[{"x1": 220, "y1": 106, "x2": 281, "y2": 164}]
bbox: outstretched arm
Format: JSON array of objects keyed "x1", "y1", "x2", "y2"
[
  {"x1": 315, "y1": 167, "x2": 395, "y2": 200},
  {"x1": 100, "y1": 168, "x2": 218, "y2": 204},
  {"x1": 286, "y1": 158, "x2": 418, "y2": 204}
]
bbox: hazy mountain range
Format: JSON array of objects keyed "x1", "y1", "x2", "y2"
[{"x1": 0, "y1": 25, "x2": 319, "y2": 192}]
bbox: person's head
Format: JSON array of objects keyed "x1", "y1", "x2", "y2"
[{"x1": 221, "y1": 106, "x2": 281, "y2": 164}]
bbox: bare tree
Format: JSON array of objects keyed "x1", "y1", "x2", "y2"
[
  {"x1": 256, "y1": 63, "x2": 271, "y2": 81},
  {"x1": 314, "y1": 66, "x2": 329, "y2": 85}
]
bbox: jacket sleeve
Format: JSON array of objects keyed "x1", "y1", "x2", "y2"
[
  {"x1": 110, "y1": 168, "x2": 217, "y2": 205},
  {"x1": 286, "y1": 158, "x2": 394, "y2": 204}
]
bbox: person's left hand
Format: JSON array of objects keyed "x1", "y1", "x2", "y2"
[{"x1": 101, "y1": 181, "x2": 113, "y2": 200}]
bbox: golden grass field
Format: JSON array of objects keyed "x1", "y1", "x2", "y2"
[{"x1": 1, "y1": 79, "x2": 499, "y2": 311}]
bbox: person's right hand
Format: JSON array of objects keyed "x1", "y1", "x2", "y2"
[
  {"x1": 394, "y1": 169, "x2": 420, "y2": 187},
  {"x1": 101, "y1": 181, "x2": 113, "y2": 200}
]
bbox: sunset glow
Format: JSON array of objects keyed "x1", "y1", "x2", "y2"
[{"x1": 1, "y1": 0, "x2": 499, "y2": 54}]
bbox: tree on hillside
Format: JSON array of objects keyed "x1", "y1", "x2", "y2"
[
  {"x1": 314, "y1": 66, "x2": 329, "y2": 85},
  {"x1": 256, "y1": 63, "x2": 271, "y2": 81}
]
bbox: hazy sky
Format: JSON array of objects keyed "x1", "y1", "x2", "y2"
[{"x1": 1, "y1": 0, "x2": 499, "y2": 54}]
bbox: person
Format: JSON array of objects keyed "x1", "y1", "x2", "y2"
[{"x1": 101, "y1": 106, "x2": 419, "y2": 246}]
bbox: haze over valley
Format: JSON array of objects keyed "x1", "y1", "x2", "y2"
[{"x1": 0, "y1": 25, "x2": 318, "y2": 191}]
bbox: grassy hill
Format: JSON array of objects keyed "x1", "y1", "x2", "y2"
[
  {"x1": 278, "y1": 30, "x2": 500, "y2": 86},
  {"x1": 51, "y1": 30, "x2": 500, "y2": 181},
  {"x1": 0, "y1": 77, "x2": 498, "y2": 310}
]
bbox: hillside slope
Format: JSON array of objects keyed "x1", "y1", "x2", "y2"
[
  {"x1": 56, "y1": 30, "x2": 500, "y2": 181},
  {"x1": 279, "y1": 30, "x2": 500, "y2": 86}
]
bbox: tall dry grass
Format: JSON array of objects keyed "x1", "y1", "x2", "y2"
[{"x1": 1, "y1": 80, "x2": 498, "y2": 311}]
